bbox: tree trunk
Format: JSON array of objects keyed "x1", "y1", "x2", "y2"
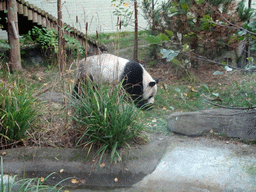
[
  {"x1": 151, "y1": 0, "x2": 158, "y2": 60},
  {"x1": 7, "y1": 0, "x2": 22, "y2": 71},
  {"x1": 58, "y1": 0, "x2": 64, "y2": 73},
  {"x1": 57, "y1": 0, "x2": 67, "y2": 125},
  {"x1": 246, "y1": 0, "x2": 252, "y2": 60},
  {"x1": 133, "y1": 1, "x2": 138, "y2": 62}
]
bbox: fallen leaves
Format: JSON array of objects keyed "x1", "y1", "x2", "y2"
[
  {"x1": 152, "y1": 118, "x2": 157, "y2": 123},
  {"x1": 71, "y1": 178, "x2": 79, "y2": 184}
]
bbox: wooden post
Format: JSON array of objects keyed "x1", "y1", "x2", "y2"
[
  {"x1": 246, "y1": 0, "x2": 252, "y2": 60},
  {"x1": 133, "y1": 0, "x2": 138, "y2": 62},
  {"x1": 7, "y1": 0, "x2": 22, "y2": 71},
  {"x1": 85, "y1": 22, "x2": 88, "y2": 59},
  {"x1": 57, "y1": 0, "x2": 68, "y2": 125},
  {"x1": 151, "y1": 0, "x2": 158, "y2": 60},
  {"x1": 58, "y1": 0, "x2": 64, "y2": 73}
]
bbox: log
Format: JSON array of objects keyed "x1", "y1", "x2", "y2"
[
  {"x1": 23, "y1": 5, "x2": 28, "y2": 17},
  {"x1": 42, "y1": 17, "x2": 46, "y2": 27},
  {"x1": 18, "y1": 3, "x2": 23, "y2": 14},
  {"x1": 33, "y1": 10, "x2": 37, "y2": 23},
  {"x1": 28, "y1": 9, "x2": 32, "y2": 20},
  {"x1": 37, "y1": 14, "x2": 41, "y2": 25}
]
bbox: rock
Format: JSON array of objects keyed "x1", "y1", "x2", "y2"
[
  {"x1": 38, "y1": 91, "x2": 65, "y2": 103},
  {"x1": 213, "y1": 71, "x2": 223, "y2": 75},
  {"x1": 167, "y1": 108, "x2": 256, "y2": 140}
]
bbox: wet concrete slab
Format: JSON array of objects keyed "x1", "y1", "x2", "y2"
[
  {"x1": 2, "y1": 135, "x2": 256, "y2": 191},
  {"x1": 135, "y1": 137, "x2": 256, "y2": 192}
]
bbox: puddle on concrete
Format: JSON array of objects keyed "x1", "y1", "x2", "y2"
[{"x1": 24, "y1": 170, "x2": 146, "y2": 190}]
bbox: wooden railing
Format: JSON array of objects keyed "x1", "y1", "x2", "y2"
[{"x1": 0, "y1": 0, "x2": 106, "y2": 52}]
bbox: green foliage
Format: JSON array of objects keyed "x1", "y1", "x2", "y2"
[
  {"x1": 0, "y1": 82, "x2": 38, "y2": 144},
  {"x1": 238, "y1": 18, "x2": 256, "y2": 52},
  {"x1": 160, "y1": 49, "x2": 180, "y2": 62},
  {"x1": 111, "y1": 0, "x2": 134, "y2": 27},
  {"x1": 91, "y1": 30, "x2": 149, "y2": 51},
  {"x1": 0, "y1": 39, "x2": 11, "y2": 50},
  {"x1": 64, "y1": 35, "x2": 84, "y2": 56},
  {"x1": 146, "y1": 34, "x2": 162, "y2": 45},
  {"x1": 142, "y1": 0, "x2": 246, "y2": 65},
  {"x1": 22, "y1": 26, "x2": 58, "y2": 52},
  {"x1": 237, "y1": 1, "x2": 254, "y2": 22},
  {"x1": 22, "y1": 26, "x2": 85, "y2": 56},
  {"x1": 71, "y1": 79, "x2": 143, "y2": 163},
  {"x1": 235, "y1": 4, "x2": 256, "y2": 68},
  {"x1": 153, "y1": 76, "x2": 256, "y2": 114},
  {"x1": 63, "y1": 26, "x2": 85, "y2": 56}
]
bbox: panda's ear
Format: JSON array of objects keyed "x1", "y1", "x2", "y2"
[
  {"x1": 154, "y1": 78, "x2": 159, "y2": 84},
  {"x1": 149, "y1": 81, "x2": 156, "y2": 87}
]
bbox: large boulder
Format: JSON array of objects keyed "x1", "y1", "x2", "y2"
[{"x1": 167, "y1": 109, "x2": 256, "y2": 140}]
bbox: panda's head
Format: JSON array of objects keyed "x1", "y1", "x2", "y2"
[
  {"x1": 138, "y1": 71, "x2": 158, "y2": 109},
  {"x1": 121, "y1": 61, "x2": 158, "y2": 109},
  {"x1": 143, "y1": 78, "x2": 158, "y2": 104}
]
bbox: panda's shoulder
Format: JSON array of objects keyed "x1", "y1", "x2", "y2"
[{"x1": 123, "y1": 60, "x2": 144, "y2": 74}]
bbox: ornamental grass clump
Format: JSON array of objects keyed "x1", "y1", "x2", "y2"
[
  {"x1": 0, "y1": 82, "x2": 38, "y2": 147},
  {"x1": 71, "y1": 79, "x2": 143, "y2": 163}
]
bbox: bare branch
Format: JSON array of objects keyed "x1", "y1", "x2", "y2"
[
  {"x1": 32, "y1": 82, "x2": 58, "y2": 98},
  {"x1": 201, "y1": 94, "x2": 256, "y2": 110},
  {"x1": 206, "y1": 2, "x2": 256, "y2": 36},
  {"x1": 183, "y1": 52, "x2": 256, "y2": 72}
]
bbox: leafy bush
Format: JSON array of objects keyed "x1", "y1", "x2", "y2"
[
  {"x1": 22, "y1": 26, "x2": 58, "y2": 52},
  {"x1": 142, "y1": 0, "x2": 251, "y2": 67},
  {"x1": 71, "y1": 79, "x2": 143, "y2": 163},
  {"x1": 21, "y1": 26, "x2": 85, "y2": 62},
  {"x1": 0, "y1": 82, "x2": 38, "y2": 146}
]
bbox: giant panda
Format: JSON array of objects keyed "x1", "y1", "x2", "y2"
[{"x1": 74, "y1": 53, "x2": 158, "y2": 109}]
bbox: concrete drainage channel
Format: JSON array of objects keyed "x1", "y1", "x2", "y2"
[{"x1": 2, "y1": 134, "x2": 256, "y2": 192}]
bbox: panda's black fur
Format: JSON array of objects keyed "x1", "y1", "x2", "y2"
[
  {"x1": 121, "y1": 61, "x2": 145, "y2": 107},
  {"x1": 74, "y1": 54, "x2": 158, "y2": 109}
]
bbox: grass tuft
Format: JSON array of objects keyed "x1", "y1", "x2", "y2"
[
  {"x1": 0, "y1": 81, "x2": 38, "y2": 147},
  {"x1": 70, "y1": 78, "x2": 143, "y2": 163}
]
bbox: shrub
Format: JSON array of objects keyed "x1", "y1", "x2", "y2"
[
  {"x1": 71, "y1": 79, "x2": 143, "y2": 163},
  {"x1": 0, "y1": 82, "x2": 38, "y2": 147},
  {"x1": 142, "y1": 0, "x2": 249, "y2": 67}
]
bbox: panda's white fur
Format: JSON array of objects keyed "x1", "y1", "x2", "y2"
[{"x1": 75, "y1": 53, "x2": 158, "y2": 107}]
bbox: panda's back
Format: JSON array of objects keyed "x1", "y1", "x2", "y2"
[{"x1": 78, "y1": 54, "x2": 129, "y2": 84}]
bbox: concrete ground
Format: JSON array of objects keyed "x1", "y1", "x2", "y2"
[{"x1": 2, "y1": 134, "x2": 256, "y2": 192}]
